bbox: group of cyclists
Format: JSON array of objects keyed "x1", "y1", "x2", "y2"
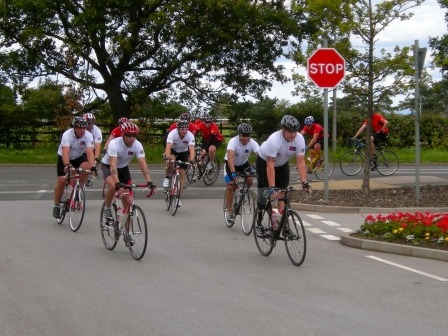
[{"x1": 52, "y1": 110, "x2": 389, "y2": 243}]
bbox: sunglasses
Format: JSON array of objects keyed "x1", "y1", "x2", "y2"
[
  {"x1": 179, "y1": 128, "x2": 188, "y2": 131},
  {"x1": 240, "y1": 134, "x2": 251, "y2": 138},
  {"x1": 205, "y1": 121, "x2": 212, "y2": 124},
  {"x1": 124, "y1": 133, "x2": 137, "y2": 138}
]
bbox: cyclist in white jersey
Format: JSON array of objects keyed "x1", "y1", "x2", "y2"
[
  {"x1": 163, "y1": 119, "x2": 196, "y2": 206},
  {"x1": 224, "y1": 123, "x2": 259, "y2": 224},
  {"x1": 101, "y1": 122, "x2": 155, "y2": 244},
  {"x1": 84, "y1": 113, "x2": 103, "y2": 186},
  {"x1": 255, "y1": 115, "x2": 311, "y2": 236},
  {"x1": 53, "y1": 116, "x2": 96, "y2": 219}
]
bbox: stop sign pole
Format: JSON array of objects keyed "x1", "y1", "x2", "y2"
[{"x1": 307, "y1": 43, "x2": 346, "y2": 201}]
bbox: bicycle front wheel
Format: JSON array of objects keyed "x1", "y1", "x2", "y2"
[
  {"x1": 100, "y1": 202, "x2": 119, "y2": 250},
  {"x1": 170, "y1": 174, "x2": 181, "y2": 216},
  {"x1": 223, "y1": 188, "x2": 235, "y2": 228},
  {"x1": 240, "y1": 190, "x2": 256, "y2": 236},
  {"x1": 203, "y1": 158, "x2": 220, "y2": 186},
  {"x1": 314, "y1": 160, "x2": 335, "y2": 180},
  {"x1": 284, "y1": 210, "x2": 307, "y2": 267},
  {"x1": 253, "y1": 208, "x2": 274, "y2": 257},
  {"x1": 69, "y1": 186, "x2": 85, "y2": 232},
  {"x1": 128, "y1": 205, "x2": 148, "y2": 261},
  {"x1": 340, "y1": 151, "x2": 363, "y2": 176},
  {"x1": 185, "y1": 163, "x2": 196, "y2": 187},
  {"x1": 375, "y1": 150, "x2": 399, "y2": 176}
]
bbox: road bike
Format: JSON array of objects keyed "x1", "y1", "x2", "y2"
[
  {"x1": 290, "y1": 148, "x2": 335, "y2": 182},
  {"x1": 100, "y1": 184, "x2": 154, "y2": 260},
  {"x1": 222, "y1": 166, "x2": 257, "y2": 235},
  {"x1": 57, "y1": 166, "x2": 93, "y2": 232},
  {"x1": 186, "y1": 146, "x2": 221, "y2": 187},
  {"x1": 254, "y1": 187, "x2": 308, "y2": 266},
  {"x1": 164, "y1": 160, "x2": 191, "y2": 216},
  {"x1": 339, "y1": 138, "x2": 399, "y2": 176}
]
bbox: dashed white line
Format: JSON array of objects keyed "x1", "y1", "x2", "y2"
[
  {"x1": 307, "y1": 228, "x2": 326, "y2": 234},
  {"x1": 337, "y1": 228, "x2": 354, "y2": 233},
  {"x1": 302, "y1": 221, "x2": 312, "y2": 227},
  {"x1": 322, "y1": 220, "x2": 341, "y2": 227},
  {"x1": 367, "y1": 256, "x2": 448, "y2": 282},
  {"x1": 321, "y1": 235, "x2": 340, "y2": 241},
  {"x1": 307, "y1": 214, "x2": 325, "y2": 220}
]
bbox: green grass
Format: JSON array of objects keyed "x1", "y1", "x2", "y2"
[{"x1": 0, "y1": 144, "x2": 447, "y2": 164}]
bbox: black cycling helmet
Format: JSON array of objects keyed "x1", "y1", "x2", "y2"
[
  {"x1": 204, "y1": 114, "x2": 213, "y2": 123},
  {"x1": 237, "y1": 123, "x2": 253, "y2": 135},
  {"x1": 179, "y1": 112, "x2": 190, "y2": 121},
  {"x1": 280, "y1": 115, "x2": 300, "y2": 131},
  {"x1": 71, "y1": 116, "x2": 88, "y2": 128},
  {"x1": 177, "y1": 119, "x2": 189, "y2": 129}
]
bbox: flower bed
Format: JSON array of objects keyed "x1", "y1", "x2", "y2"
[{"x1": 352, "y1": 212, "x2": 448, "y2": 251}]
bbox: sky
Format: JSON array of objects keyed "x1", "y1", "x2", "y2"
[{"x1": 266, "y1": 0, "x2": 447, "y2": 104}]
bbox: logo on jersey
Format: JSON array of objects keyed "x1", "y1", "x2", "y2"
[
  {"x1": 128, "y1": 151, "x2": 134, "y2": 155},
  {"x1": 245, "y1": 149, "x2": 249, "y2": 153},
  {"x1": 79, "y1": 141, "x2": 85, "y2": 145},
  {"x1": 182, "y1": 140, "x2": 188, "y2": 144},
  {"x1": 289, "y1": 146, "x2": 296, "y2": 151}
]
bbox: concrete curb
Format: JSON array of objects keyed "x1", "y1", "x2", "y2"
[{"x1": 340, "y1": 234, "x2": 448, "y2": 262}]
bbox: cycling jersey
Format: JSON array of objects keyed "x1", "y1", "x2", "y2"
[
  {"x1": 364, "y1": 113, "x2": 389, "y2": 134},
  {"x1": 196, "y1": 122, "x2": 224, "y2": 141},
  {"x1": 258, "y1": 130, "x2": 306, "y2": 167},
  {"x1": 102, "y1": 137, "x2": 145, "y2": 168},
  {"x1": 87, "y1": 124, "x2": 103, "y2": 144},
  {"x1": 224, "y1": 136, "x2": 259, "y2": 166},
  {"x1": 166, "y1": 128, "x2": 195, "y2": 152},
  {"x1": 57, "y1": 128, "x2": 94, "y2": 160},
  {"x1": 301, "y1": 123, "x2": 328, "y2": 141}
]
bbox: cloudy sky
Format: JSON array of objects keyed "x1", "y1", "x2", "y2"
[{"x1": 266, "y1": 0, "x2": 447, "y2": 104}]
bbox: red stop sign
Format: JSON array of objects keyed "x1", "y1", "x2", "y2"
[{"x1": 307, "y1": 48, "x2": 345, "y2": 88}]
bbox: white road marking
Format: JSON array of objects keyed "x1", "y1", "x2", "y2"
[
  {"x1": 307, "y1": 214, "x2": 325, "y2": 220},
  {"x1": 337, "y1": 228, "x2": 354, "y2": 233},
  {"x1": 322, "y1": 220, "x2": 341, "y2": 227},
  {"x1": 302, "y1": 221, "x2": 312, "y2": 227},
  {"x1": 307, "y1": 228, "x2": 326, "y2": 234},
  {"x1": 321, "y1": 235, "x2": 340, "y2": 241},
  {"x1": 367, "y1": 256, "x2": 448, "y2": 282}
]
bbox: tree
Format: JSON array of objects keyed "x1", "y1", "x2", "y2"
[{"x1": 0, "y1": 0, "x2": 304, "y2": 122}]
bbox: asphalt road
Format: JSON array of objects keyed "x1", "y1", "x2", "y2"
[{"x1": 1, "y1": 164, "x2": 447, "y2": 336}]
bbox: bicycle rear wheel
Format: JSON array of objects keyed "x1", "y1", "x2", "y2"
[
  {"x1": 253, "y1": 208, "x2": 274, "y2": 257},
  {"x1": 314, "y1": 159, "x2": 335, "y2": 180},
  {"x1": 284, "y1": 210, "x2": 307, "y2": 266},
  {"x1": 170, "y1": 174, "x2": 181, "y2": 216},
  {"x1": 223, "y1": 188, "x2": 236, "y2": 228},
  {"x1": 240, "y1": 190, "x2": 256, "y2": 236},
  {"x1": 69, "y1": 186, "x2": 85, "y2": 232},
  {"x1": 339, "y1": 151, "x2": 363, "y2": 176},
  {"x1": 128, "y1": 205, "x2": 148, "y2": 260},
  {"x1": 100, "y1": 202, "x2": 119, "y2": 250},
  {"x1": 375, "y1": 150, "x2": 399, "y2": 176},
  {"x1": 203, "y1": 158, "x2": 220, "y2": 186}
]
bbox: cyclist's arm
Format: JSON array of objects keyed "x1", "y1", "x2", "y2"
[
  {"x1": 85, "y1": 146, "x2": 95, "y2": 168},
  {"x1": 266, "y1": 156, "x2": 276, "y2": 187},
  {"x1": 308, "y1": 132, "x2": 320, "y2": 148},
  {"x1": 164, "y1": 142, "x2": 173, "y2": 159},
  {"x1": 378, "y1": 118, "x2": 388, "y2": 132},
  {"x1": 188, "y1": 144, "x2": 195, "y2": 162},
  {"x1": 137, "y1": 157, "x2": 151, "y2": 183},
  {"x1": 61, "y1": 145, "x2": 70, "y2": 166},
  {"x1": 353, "y1": 124, "x2": 366, "y2": 138},
  {"x1": 94, "y1": 142, "x2": 101, "y2": 161},
  {"x1": 226, "y1": 149, "x2": 236, "y2": 173},
  {"x1": 108, "y1": 156, "x2": 120, "y2": 184},
  {"x1": 103, "y1": 134, "x2": 115, "y2": 152}
]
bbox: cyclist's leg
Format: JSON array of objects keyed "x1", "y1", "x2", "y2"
[
  {"x1": 53, "y1": 156, "x2": 68, "y2": 218},
  {"x1": 101, "y1": 164, "x2": 117, "y2": 219}
]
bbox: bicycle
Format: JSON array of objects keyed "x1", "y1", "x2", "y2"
[
  {"x1": 289, "y1": 149, "x2": 335, "y2": 182},
  {"x1": 56, "y1": 166, "x2": 93, "y2": 232},
  {"x1": 339, "y1": 138, "x2": 399, "y2": 176},
  {"x1": 253, "y1": 187, "x2": 308, "y2": 266},
  {"x1": 164, "y1": 160, "x2": 191, "y2": 216},
  {"x1": 223, "y1": 167, "x2": 257, "y2": 235},
  {"x1": 186, "y1": 146, "x2": 221, "y2": 187},
  {"x1": 100, "y1": 184, "x2": 154, "y2": 260}
]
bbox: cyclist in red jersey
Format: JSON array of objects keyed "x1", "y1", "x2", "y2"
[
  {"x1": 196, "y1": 114, "x2": 224, "y2": 166},
  {"x1": 300, "y1": 116, "x2": 329, "y2": 170},
  {"x1": 353, "y1": 112, "x2": 389, "y2": 157},
  {"x1": 103, "y1": 117, "x2": 129, "y2": 154}
]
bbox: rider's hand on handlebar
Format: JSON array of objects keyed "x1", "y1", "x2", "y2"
[
  {"x1": 63, "y1": 164, "x2": 70, "y2": 174},
  {"x1": 230, "y1": 172, "x2": 237, "y2": 181},
  {"x1": 302, "y1": 181, "x2": 311, "y2": 193},
  {"x1": 268, "y1": 186, "x2": 278, "y2": 198},
  {"x1": 90, "y1": 166, "x2": 98, "y2": 177}
]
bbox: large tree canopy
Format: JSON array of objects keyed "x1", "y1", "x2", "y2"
[{"x1": 0, "y1": 0, "x2": 303, "y2": 120}]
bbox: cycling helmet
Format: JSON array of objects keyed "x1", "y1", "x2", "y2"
[
  {"x1": 237, "y1": 123, "x2": 253, "y2": 135},
  {"x1": 177, "y1": 119, "x2": 189, "y2": 129},
  {"x1": 71, "y1": 116, "x2": 88, "y2": 128},
  {"x1": 118, "y1": 117, "x2": 129, "y2": 125},
  {"x1": 304, "y1": 116, "x2": 314, "y2": 126},
  {"x1": 204, "y1": 115, "x2": 213, "y2": 123},
  {"x1": 280, "y1": 115, "x2": 300, "y2": 131},
  {"x1": 121, "y1": 122, "x2": 139, "y2": 134},
  {"x1": 83, "y1": 113, "x2": 95, "y2": 124},
  {"x1": 179, "y1": 112, "x2": 191, "y2": 121}
]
